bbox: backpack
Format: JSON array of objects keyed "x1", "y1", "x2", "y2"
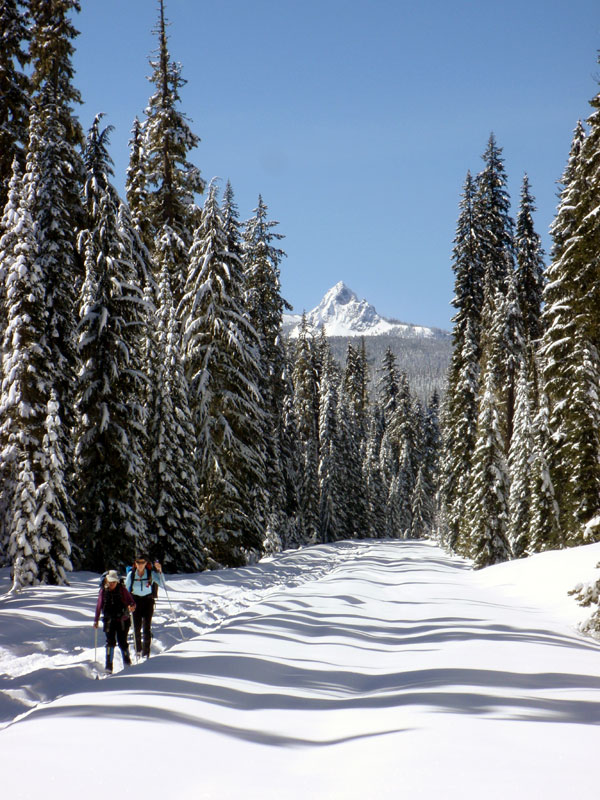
[
  {"x1": 101, "y1": 580, "x2": 127, "y2": 621},
  {"x1": 126, "y1": 565, "x2": 159, "y2": 599}
]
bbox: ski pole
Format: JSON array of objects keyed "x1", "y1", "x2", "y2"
[
  {"x1": 161, "y1": 575, "x2": 185, "y2": 642},
  {"x1": 94, "y1": 625, "x2": 97, "y2": 665},
  {"x1": 129, "y1": 611, "x2": 137, "y2": 662}
]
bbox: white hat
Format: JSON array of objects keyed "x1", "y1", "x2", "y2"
[{"x1": 105, "y1": 570, "x2": 119, "y2": 583}]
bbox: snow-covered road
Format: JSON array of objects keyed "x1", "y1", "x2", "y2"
[{"x1": 1, "y1": 540, "x2": 600, "y2": 799}]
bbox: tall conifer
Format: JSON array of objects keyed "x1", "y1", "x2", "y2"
[
  {"x1": 74, "y1": 118, "x2": 149, "y2": 569},
  {"x1": 0, "y1": 0, "x2": 30, "y2": 208},
  {"x1": 130, "y1": 0, "x2": 204, "y2": 302},
  {"x1": 180, "y1": 184, "x2": 265, "y2": 566}
]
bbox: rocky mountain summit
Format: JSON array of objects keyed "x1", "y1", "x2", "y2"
[{"x1": 283, "y1": 282, "x2": 449, "y2": 339}]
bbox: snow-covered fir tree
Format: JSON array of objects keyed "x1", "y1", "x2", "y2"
[
  {"x1": 8, "y1": 452, "x2": 38, "y2": 592},
  {"x1": 292, "y1": 314, "x2": 320, "y2": 545},
  {"x1": 540, "y1": 96, "x2": 600, "y2": 543},
  {"x1": 475, "y1": 134, "x2": 514, "y2": 303},
  {"x1": 26, "y1": 0, "x2": 86, "y2": 545},
  {"x1": 74, "y1": 118, "x2": 149, "y2": 570},
  {"x1": 419, "y1": 391, "x2": 441, "y2": 536},
  {"x1": 343, "y1": 341, "x2": 369, "y2": 442},
  {"x1": 439, "y1": 173, "x2": 483, "y2": 552},
  {"x1": 125, "y1": 117, "x2": 152, "y2": 247},
  {"x1": 35, "y1": 391, "x2": 73, "y2": 584},
  {"x1": 527, "y1": 388, "x2": 561, "y2": 553},
  {"x1": 387, "y1": 372, "x2": 418, "y2": 536},
  {"x1": 0, "y1": 0, "x2": 30, "y2": 208},
  {"x1": 0, "y1": 155, "x2": 55, "y2": 586},
  {"x1": 278, "y1": 353, "x2": 303, "y2": 549},
  {"x1": 28, "y1": 0, "x2": 84, "y2": 148},
  {"x1": 465, "y1": 365, "x2": 511, "y2": 568},
  {"x1": 317, "y1": 346, "x2": 342, "y2": 543},
  {"x1": 180, "y1": 183, "x2": 265, "y2": 566},
  {"x1": 364, "y1": 408, "x2": 387, "y2": 538},
  {"x1": 242, "y1": 194, "x2": 290, "y2": 546},
  {"x1": 515, "y1": 174, "x2": 545, "y2": 345},
  {"x1": 130, "y1": 0, "x2": 204, "y2": 302},
  {"x1": 378, "y1": 346, "x2": 401, "y2": 430},
  {"x1": 147, "y1": 262, "x2": 206, "y2": 571},
  {"x1": 410, "y1": 464, "x2": 433, "y2": 540},
  {"x1": 507, "y1": 360, "x2": 535, "y2": 558},
  {"x1": 336, "y1": 382, "x2": 368, "y2": 540}
]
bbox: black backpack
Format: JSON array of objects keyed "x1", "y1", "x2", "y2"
[{"x1": 102, "y1": 580, "x2": 127, "y2": 620}]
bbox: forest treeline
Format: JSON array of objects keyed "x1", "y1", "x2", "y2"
[
  {"x1": 0, "y1": 0, "x2": 440, "y2": 588},
  {"x1": 2, "y1": 1, "x2": 600, "y2": 596}
]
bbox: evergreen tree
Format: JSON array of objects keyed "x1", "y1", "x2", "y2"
[
  {"x1": 27, "y1": 0, "x2": 86, "y2": 542},
  {"x1": 74, "y1": 118, "x2": 148, "y2": 570},
  {"x1": 28, "y1": 0, "x2": 83, "y2": 147},
  {"x1": 439, "y1": 173, "x2": 483, "y2": 553},
  {"x1": 318, "y1": 347, "x2": 341, "y2": 543},
  {"x1": 440, "y1": 318, "x2": 480, "y2": 555},
  {"x1": 541, "y1": 95, "x2": 600, "y2": 541},
  {"x1": 388, "y1": 372, "x2": 418, "y2": 535},
  {"x1": 36, "y1": 391, "x2": 73, "y2": 584},
  {"x1": 336, "y1": 384, "x2": 368, "y2": 539},
  {"x1": 528, "y1": 389, "x2": 561, "y2": 553},
  {"x1": 278, "y1": 354, "x2": 303, "y2": 548},
  {"x1": 507, "y1": 361, "x2": 535, "y2": 558},
  {"x1": 377, "y1": 346, "x2": 401, "y2": 428},
  {"x1": 131, "y1": 0, "x2": 204, "y2": 302},
  {"x1": 8, "y1": 451, "x2": 38, "y2": 591},
  {"x1": 180, "y1": 183, "x2": 265, "y2": 566},
  {"x1": 380, "y1": 430, "x2": 401, "y2": 537},
  {"x1": 475, "y1": 134, "x2": 514, "y2": 304},
  {"x1": 0, "y1": 0, "x2": 30, "y2": 208},
  {"x1": 465, "y1": 366, "x2": 511, "y2": 568},
  {"x1": 343, "y1": 340, "x2": 369, "y2": 441},
  {"x1": 515, "y1": 174, "x2": 545, "y2": 344},
  {"x1": 563, "y1": 332, "x2": 600, "y2": 543},
  {"x1": 27, "y1": 101, "x2": 83, "y2": 530},
  {"x1": 292, "y1": 315, "x2": 320, "y2": 544},
  {"x1": 364, "y1": 408, "x2": 387, "y2": 538},
  {"x1": 0, "y1": 155, "x2": 55, "y2": 586},
  {"x1": 148, "y1": 263, "x2": 205, "y2": 571},
  {"x1": 243, "y1": 194, "x2": 289, "y2": 552},
  {"x1": 125, "y1": 117, "x2": 152, "y2": 246},
  {"x1": 421, "y1": 391, "x2": 441, "y2": 529},
  {"x1": 410, "y1": 465, "x2": 432, "y2": 540}
]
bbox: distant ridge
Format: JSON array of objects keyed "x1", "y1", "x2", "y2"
[{"x1": 283, "y1": 282, "x2": 449, "y2": 340}]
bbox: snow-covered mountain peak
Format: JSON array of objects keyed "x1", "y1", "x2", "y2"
[
  {"x1": 284, "y1": 283, "x2": 446, "y2": 339},
  {"x1": 310, "y1": 281, "x2": 386, "y2": 334}
]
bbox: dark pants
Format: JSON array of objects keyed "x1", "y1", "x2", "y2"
[
  {"x1": 132, "y1": 594, "x2": 154, "y2": 657},
  {"x1": 104, "y1": 616, "x2": 131, "y2": 668}
]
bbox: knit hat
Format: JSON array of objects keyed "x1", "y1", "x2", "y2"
[{"x1": 105, "y1": 570, "x2": 119, "y2": 583}]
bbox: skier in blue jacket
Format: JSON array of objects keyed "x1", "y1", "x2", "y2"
[{"x1": 126, "y1": 554, "x2": 164, "y2": 658}]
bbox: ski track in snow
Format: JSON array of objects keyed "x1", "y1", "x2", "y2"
[
  {"x1": 0, "y1": 540, "x2": 368, "y2": 726},
  {"x1": 2, "y1": 539, "x2": 600, "y2": 799}
]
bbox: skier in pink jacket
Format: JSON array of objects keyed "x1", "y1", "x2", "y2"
[{"x1": 94, "y1": 570, "x2": 136, "y2": 673}]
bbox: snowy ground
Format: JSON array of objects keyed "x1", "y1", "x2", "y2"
[{"x1": 1, "y1": 539, "x2": 600, "y2": 799}]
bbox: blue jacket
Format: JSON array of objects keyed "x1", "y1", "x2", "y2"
[{"x1": 126, "y1": 567, "x2": 164, "y2": 597}]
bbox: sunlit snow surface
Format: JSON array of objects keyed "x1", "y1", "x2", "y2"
[{"x1": 1, "y1": 539, "x2": 600, "y2": 799}]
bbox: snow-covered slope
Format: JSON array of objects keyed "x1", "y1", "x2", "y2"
[
  {"x1": 284, "y1": 281, "x2": 447, "y2": 338},
  {"x1": 1, "y1": 540, "x2": 600, "y2": 799}
]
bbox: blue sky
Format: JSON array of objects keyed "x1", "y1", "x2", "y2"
[{"x1": 73, "y1": 0, "x2": 600, "y2": 330}]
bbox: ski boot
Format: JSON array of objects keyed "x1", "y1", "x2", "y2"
[{"x1": 105, "y1": 647, "x2": 114, "y2": 674}]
